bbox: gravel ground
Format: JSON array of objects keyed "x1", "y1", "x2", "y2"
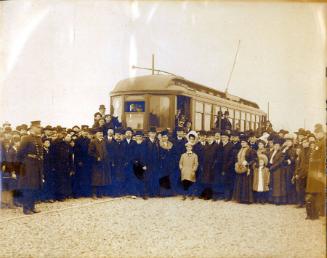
[{"x1": 0, "y1": 197, "x2": 325, "y2": 258}]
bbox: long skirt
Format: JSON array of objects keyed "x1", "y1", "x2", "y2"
[{"x1": 233, "y1": 173, "x2": 254, "y2": 203}]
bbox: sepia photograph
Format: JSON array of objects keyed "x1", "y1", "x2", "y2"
[{"x1": 0, "y1": 0, "x2": 326, "y2": 257}]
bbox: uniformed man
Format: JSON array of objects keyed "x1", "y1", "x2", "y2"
[
  {"x1": 99, "y1": 104, "x2": 106, "y2": 117},
  {"x1": 17, "y1": 121, "x2": 44, "y2": 215}
]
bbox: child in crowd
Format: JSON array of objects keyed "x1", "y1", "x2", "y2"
[
  {"x1": 179, "y1": 142, "x2": 198, "y2": 200},
  {"x1": 253, "y1": 154, "x2": 270, "y2": 204}
]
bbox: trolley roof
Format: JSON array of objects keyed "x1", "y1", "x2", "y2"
[{"x1": 111, "y1": 74, "x2": 260, "y2": 109}]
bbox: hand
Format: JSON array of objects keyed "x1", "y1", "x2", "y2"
[
  {"x1": 143, "y1": 166, "x2": 147, "y2": 170},
  {"x1": 242, "y1": 161, "x2": 248, "y2": 166},
  {"x1": 97, "y1": 157, "x2": 101, "y2": 162},
  {"x1": 78, "y1": 162, "x2": 83, "y2": 166},
  {"x1": 12, "y1": 173, "x2": 17, "y2": 179},
  {"x1": 1, "y1": 165, "x2": 5, "y2": 172},
  {"x1": 246, "y1": 169, "x2": 250, "y2": 176},
  {"x1": 222, "y1": 172, "x2": 226, "y2": 176},
  {"x1": 70, "y1": 171, "x2": 75, "y2": 176}
]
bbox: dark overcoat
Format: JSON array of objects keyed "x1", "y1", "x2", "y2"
[
  {"x1": 88, "y1": 138, "x2": 111, "y2": 186},
  {"x1": 200, "y1": 142, "x2": 219, "y2": 184},
  {"x1": 17, "y1": 134, "x2": 44, "y2": 190},
  {"x1": 306, "y1": 139, "x2": 325, "y2": 194}
]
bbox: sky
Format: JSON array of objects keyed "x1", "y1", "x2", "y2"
[{"x1": 0, "y1": 0, "x2": 326, "y2": 131}]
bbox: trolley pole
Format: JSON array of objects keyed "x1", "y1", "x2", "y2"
[{"x1": 267, "y1": 102, "x2": 270, "y2": 121}]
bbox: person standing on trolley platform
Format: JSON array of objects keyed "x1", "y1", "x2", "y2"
[
  {"x1": 17, "y1": 121, "x2": 44, "y2": 215},
  {"x1": 221, "y1": 111, "x2": 232, "y2": 133}
]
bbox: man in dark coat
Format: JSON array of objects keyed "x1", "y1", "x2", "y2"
[
  {"x1": 50, "y1": 132, "x2": 74, "y2": 201},
  {"x1": 221, "y1": 111, "x2": 232, "y2": 133},
  {"x1": 42, "y1": 138, "x2": 55, "y2": 202},
  {"x1": 73, "y1": 125, "x2": 91, "y2": 197},
  {"x1": 305, "y1": 124, "x2": 325, "y2": 219},
  {"x1": 199, "y1": 131, "x2": 218, "y2": 200},
  {"x1": 123, "y1": 127, "x2": 136, "y2": 196},
  {"x1": 144, "y1": 127, "x2": 160, "y2": 197},
  {"x1": 111, "y1": 129, "x2": 128, "y2": 197},
  {"x1": 131, "y1": 131, "x2": 148, "y2": 198},
  {"x1": 17, "y1": 121, "x2": 44, "y2": 215},
  {"x1": 171, "y1": 127, "x2": 187, "y2": 196},
  {"x1": 88, "y1": 129, "x2": 111, "y2": 198},
  {"x1": 104, "y1": 127, "x2": 116, "y2": 196},
  {"x1": 220, "y1": 131, "x2": 235, "y2": 201}
]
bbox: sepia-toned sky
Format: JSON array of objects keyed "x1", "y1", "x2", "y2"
[{"x1": 0, "y1": 0, "x2": 326, "y2": 131}]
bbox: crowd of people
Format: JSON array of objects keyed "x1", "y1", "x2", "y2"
[{"x1": 0, "y1": 104, "x2": 325, "y2": 221}]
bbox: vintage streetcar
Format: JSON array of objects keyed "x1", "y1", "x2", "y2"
[{"x1": 109, "y1": 74, "x2": 267, "y2": 132}]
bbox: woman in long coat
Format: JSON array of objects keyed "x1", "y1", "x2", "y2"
[
  {"x1": 267, "y1": 138, "x2": 286, "y2": 204},
  {"x1": 88, "y1": 130, "x2": 111, "y2": 198},
  {"x1": 281, "y1": 135, "x2": 297, "y2": 204},
  {"x1": 232, "y1": 135, "x2": 257, "y2": 204}
]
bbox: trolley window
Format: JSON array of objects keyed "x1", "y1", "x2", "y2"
[
  {"x1": 126, "y1": 113, "x2": 144, "y2": 129},
  {"x1": 111, "y1": 96, "x2": 123, "y2": 121},
  {"x1": 195, "y1": 101, "x2": 204, "y2": 131},
  {"x1": 204, "y1": 103, "x2": 212, "y2": 131},
  {"x1": 149, "y1": 96, "x2": 170, "y2": 128},
  {"x1": 125, "y1": 101, "x2": 145, "y2": 112}
]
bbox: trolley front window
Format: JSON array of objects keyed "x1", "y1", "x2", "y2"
[
  {"x1": 149, "y1": 96, "x2": 170, "y2": 128},
  {"x1": 126, "y1": 113, "x2": 144, "y2": 129}
]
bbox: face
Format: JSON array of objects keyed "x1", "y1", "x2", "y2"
[
  {"x1": 298, "y1": 135, "x2": 305, "y2": 141},
  {"x1": 95, "y1": 114, "x2": 101, "y2": 121},
  {"x1": 273, "y1": 143, "x2": 281, "y2": 151},
  {"x1": 308, "y1": 136, "x2": 315, "y2": 143},
  {"x1": 114, "y1": 133, "x2": 122, "y2": 141},
  {"x1": 125, "y1": 131, "x2": 132, "y2": 139},
  {"x1": 33, "y1": 126, "x2": 42, "y2": 135},
  {"x1": 186, "y1": 145, "x2": 192, "y2": 152},
  {"x1": 177, "y1": 131, "x2": 184, "y2": 138},
  {"x1": 107, "y1": 129, "x2": 114, "y2": 136},
  {"x1": 44, "y1": 140, "x2": 50, "y2": 148},
  {"x1": 105, "y1": 116, "x2": 112, "y2": 122},
  {"x1": 99, "y1": 108, "x2": 105, "y2": 114},
  {"x1": 162, "y1": 135, "x2": 168, "y2": 142},
  {"x1": 96, "y1": 132, "x2": 103, "y2": 140},
  {"x1": 302, "y1": 140, "x2": 309, "y2": 148},
  {"x1": 215, "y1": 133, "x2": 221, "y2": 141},
  {"x1": 186, "y1": 122, "x2": 191, "y2": 128},
  {"x1": 44, "y1": 130, "x2": 51, "y2": 136},
  {"x1": 316, "y1": 132, "x2": 324, "y2": 140},
  {"x1": 258, "y1": 142, "x2": 265, "y2": 149},
  {"x1": 295, "y1": 147, "x2": 301, "y2": 155},
  {"x1": 148, "y1": 132, "x2": 156, "y2": 139},
  {"x1": 207, "y1": 135, "x2": 214, "y2": 143},
  {"x1": 99, "y1": 119, "x2": 105, "y2": 126},
  {"x1": 135, "y1": 135, "x2": 143, "y2": 143},
  {"x1": 81, "y1": 130, "x2": 88, "y2": 137},
  {"x1": 259, "y1": 159, "x2": 265, "y2": 167},
  {"x1": 249, "y1": 136, "x2": 256, "y2": 143},
  {"x1": 20, "y1": 129, "x2": 27, "y2": 135},
  {"x1": 189, "y1": 136, "x2": 195, "y2": 144},
  {"x1": 199, "y1": 135, "x2": 206, "y2": 142},
  {"x1": 309, "y1": 142, "x2": 315, "y2": 149},
  {"x1": 285, "y1": 139, "x2": 293, "y2": 147},
  {"x1": 221, "y1": 135, "x2": 229, "y2": 143},
  {"x1": 64, "y1": 134, "x2": 72, "y2": 142}
]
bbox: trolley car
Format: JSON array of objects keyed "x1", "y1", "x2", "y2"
[{"x1": 109, "y1": 74, "x2": 266, "y2": 132}]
